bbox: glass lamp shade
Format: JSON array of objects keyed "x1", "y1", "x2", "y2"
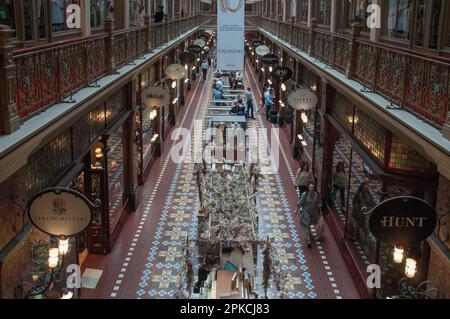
[
  {"x1": 58, "y1": 237, "x2": 69, "y2": 256},
  {"x1": 393, "y1": 245, "x2": 404, "y2": 264},
  {"x1": 48, "y1": 248, "x2": 59, "y2": 269},
  {"x1": 405, "y1": 258, "x2": 417, "y2": 279},
  {"x1": 95, "y1": 147, "x2": 103, "y2": 158}
]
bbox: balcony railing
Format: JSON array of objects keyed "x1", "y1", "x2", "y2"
[
  {"x1": 12, "y1": 16, "x2": 205, "y2": 120},
  {"x1": 250, "y1": 17, "x2": 450, "y2": 128}
]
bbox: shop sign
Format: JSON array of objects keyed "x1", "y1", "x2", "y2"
[
  {"x1": 28, "y1": 188, "x2": 94, "y2": 237},
  {"x1": 194, "y1": 38, "x2": 206, "y2": 48},
  {"x1": 188, "y1": 44, "x2": 202, "y2": 54},
  {"x1": 255, "y1": 45, "x2": 270, "y2": 56},
  {"x1": 141, "y1": 86, "x2": 170, "y2": 108},
  {"x1": 179, "y1": 52, "x2": 196, "y2": 65},
  {"x1": 252, "y1": 40, "x2": 265, "y2": 48},
  {"x1": 368, "y1": 196, "x2": 437, "y2": 244},
  {"x1": 165, "y1": 63, "x2": 186, "y2": 80},
  {"x1": 273, "y1": 66, "x2": 293, "y2": 82},
  {"x1": 261, "y1": 53, "x2": 279, "y2": 65},
  {"x1": 287, "y1": 88, "x2": 318, "y2": 111}
]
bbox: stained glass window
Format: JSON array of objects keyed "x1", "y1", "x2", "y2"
[
  {"x1": 389, "y1": 135, "x2": 432, "y2": 173},
  {"x1": 73, "y1": 103, "x2": 105, "y2": 159},
  {"x1": 106, "y1": 89, "x2": 126, "y2": 128},
  {"x1": 27, "y1": 129, "x2": 72, "y2": 197},
  {"x1": 331, "y1": 93, "x2": 353, "y2": 132},
  {"x1": 354, "y1": 108, "x2": 386, "y2": 162}
]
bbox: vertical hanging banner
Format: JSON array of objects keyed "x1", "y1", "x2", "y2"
[{"x1": 217, "y1": 0, "x2": 245, "y2": 71}]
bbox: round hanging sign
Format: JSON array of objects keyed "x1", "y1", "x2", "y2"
[
  {"x1": 194, "y1": 38, "x2": 206, "y2": 48},
  {"x1": 251, "y1": 40, "x2": 265, "y2": 48},
  {"x1": 141, "y1": 86, "x2": 170, "y2": 108},
  {"x1": 255, "y1": 45, "x2": 270, "y2": 57},
  {"x1": 261, "y1": 53, "x2": 279, "y2": 65},
  {"x1": 368, "y1": 196, "x2": 437, "y2": 244},
  {"x1": 166, "y1": 63, "x2": 186, "y2": 80},
  {"x1": 287, "y1": 88, "x2": 318, "y2": 111},
  {"x1": 188, "y1": 44, "x2": 202, "y2": 54},
  {"x1": 28, "y1": 188, "x2": 95, "y2": 237},
  {"x1": 179, "y1": 52, "x2": 196, "y2": 65},
  {"x1": 273, "y1": 66, "x2": 293, "y2": 82}
]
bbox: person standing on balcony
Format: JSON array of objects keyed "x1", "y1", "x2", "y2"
[
  {"x1": 201, "y1": 59, "x2": 209, "y2": 81},
  {"x1": 154, "y1": 5, "x2": 164, "y2": 23}
]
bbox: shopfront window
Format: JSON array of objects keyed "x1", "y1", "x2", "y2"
[
  {"x1": 129, "y1": 0, "x2": 145, "y2": 27},
  {"x1": 317, "y1": 0, "x2": 331, "y2": 26},
  {"x1": 0, "y1": 0, "x2": 15, "y2": 34},
  {"x1": 429, "y1": 0, "x2": 441, "y2": 49},
  {"x1": 108, "y1": 128, "x2": 125, "y2": 233},
  {"x1": 90, "y1": 0, "x2": 110, "y2": 28},
  {"x1": 51, "y1": 0, "x2": 81, "y2": 33},
  {"x1": 300, "y1": 0, "x2": 308, "y2": 22},
  {"x1": 386, "y1": 0, "x2": 413, "y2": 41}
]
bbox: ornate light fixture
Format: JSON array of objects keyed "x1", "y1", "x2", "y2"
[
  {"x1": 405, "y1": 258, "x2": 417, "y2": 279},
  {"x1": 393, "y1": 244, "x2": 405, "y2": 264}
]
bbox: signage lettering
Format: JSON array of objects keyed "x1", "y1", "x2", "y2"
[
  {"x1": 66, "y1": 4, "x2": 81, "y2": 29},
  {"x1": 368, "y1": 196, "x2": 437, "y2": 244},
  {"x1": 380, "y1": 216, "x2": 427, "y2": 228}
]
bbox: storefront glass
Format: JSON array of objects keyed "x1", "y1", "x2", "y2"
[
  {"x1": 51, "y1": 0, "x2": 81, "y2": 33},
  {"x1": 108, "y1": 128, "x2": 125, "y2": 233},
  {"x1": 129, "y1": 0, "x2": 144, "y2": 27},
  {"x1": 90, "y1": 0, "x2": 109, "y2": 28},
  {"x1": 0, "y1": 0, "x2": 15, "y2": 35}
]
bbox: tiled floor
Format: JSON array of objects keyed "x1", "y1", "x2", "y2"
[{"x1": 80, "y1": 65, "x2": 361, "y2": 299}]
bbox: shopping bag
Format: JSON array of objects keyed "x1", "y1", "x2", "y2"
[{"x1": 315, "y1": 214, "x2": 325, "y2": 240}]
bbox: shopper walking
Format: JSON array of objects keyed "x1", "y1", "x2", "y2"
[
  {"x1": 245, "y1": 87, "x2": 255, "y2": 119},
  {"x1": 201, "y1": 59, "x2": 209, "y2": 80},
  {"x1": 264, "y1": 88, "x2": 274, "y2": 121},
  {"x1": 295, "y1": 182, "x2": 322, "y2": 248},
  {"x1": 295, "y1": 162, "x2": 314, "y2": 198}
]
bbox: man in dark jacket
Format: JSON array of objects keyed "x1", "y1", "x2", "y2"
[{"x1": 154, "y1": 5, "x2": 164, "y2": 23}]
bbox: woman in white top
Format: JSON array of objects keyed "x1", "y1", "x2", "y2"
[{"x1": 295, "y1": 162, "x2": 314, "y2": 198}]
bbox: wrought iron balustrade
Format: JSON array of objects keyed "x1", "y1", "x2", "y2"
[{"x1": 251, "y1": 17, "x2": 450, "y2": 128}]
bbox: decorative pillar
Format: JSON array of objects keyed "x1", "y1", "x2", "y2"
[
  {"x1": 123, "y1": 82, "x2": 139, "y2": 211},
  {"x1": 369, "y1": 0, "x2": 381, "y2": 43},
  {"x1": 330, "y1": 0, "x2": 338, "y2": 33},
  {"x1": 0, "y1": 25, "x2": 20, "y2": 134},
  {"x1": 319, "y1": 82, "x2": 338, "y2": 203},
  {"x1": 308, "y1": 18, "x2": 317, "y2": 56},
  {"x1": 81, "y1": 0, "x2": 91, "y2": 37},
  {"x1": 345, "y1": 22, "x2": 362, "y2": 79},
  {"x1": 104, "y1": 17, "x2": 117, "y2": 75}
]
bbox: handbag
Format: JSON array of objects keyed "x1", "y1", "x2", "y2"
[{"x1": 315, "y1": 213, "x2": 325, "y2": 240}]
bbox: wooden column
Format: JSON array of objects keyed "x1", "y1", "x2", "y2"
[
  {"x1": 123, "y1": 82, "x2": 139, "y2": 211},
  {"x1": 345, "y1": 22, "x2": 362, "y2": 79},
  {"x1": 81, "y1": 0, "x2": 91, "y2": 37},
  {"x1": 104, "y1": 17, "x2": 117, "y2": 75},
  {"x1": 0, "y1": 25, "x2": 20, "y2": 134}
]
